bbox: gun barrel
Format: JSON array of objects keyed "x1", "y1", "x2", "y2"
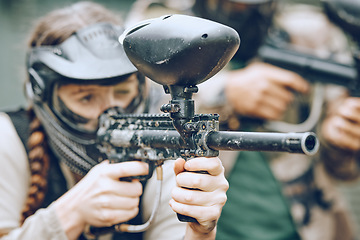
[
  {"x1": 103, "y1": 129, "x2": 319, "y2": 156},
  {"x1": 206, "y1": 131, "x2": 319, "y2": 156}
]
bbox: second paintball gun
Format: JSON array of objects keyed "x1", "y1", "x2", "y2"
[
  {"x1": 87, "y1": 14, "x2": 319, "y2": 238},
  {"x1": 258, "y1": 40, "x2": 358, "y2": 95},
  {"x1": 257, "y1": 0, "x2": 360, "y2": 132}
]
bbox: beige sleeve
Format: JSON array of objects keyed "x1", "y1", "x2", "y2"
[
  {"x1": 142, "y1": 160, "x2": 187, "y2": 240},
  {"x1": 1, "y1": 204, "x2": 67, "y2": 240},
  {"x1": 0, "y1": 112, "x2": 67, "y2": 239}
]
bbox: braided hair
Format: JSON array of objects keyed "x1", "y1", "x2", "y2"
[
  {"x1": 21, "y1": 1, "x2": 124, "y2": 223},
  {"x1": 21, "y1": 109, "x2": 49, "y2": 223}
]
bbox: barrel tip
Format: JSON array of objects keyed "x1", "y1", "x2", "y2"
[{"x1": 302, "y1": 132, "x2": 320, "y2": 156}]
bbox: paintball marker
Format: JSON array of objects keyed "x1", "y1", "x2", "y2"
[
  {"x1": 258, "y1": 39, "x2": 358, "y2": 95},
  {"x1": 257, "y1": 0, "x2": 360, "y2": 132},
  {"x1": 87, "y1": 14, "x2": 319, "y2": 238}
]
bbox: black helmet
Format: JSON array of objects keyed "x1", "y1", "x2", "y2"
[
  {"x1": 26, "y1": 23, "x2": 144, "y2": 175},
  {"x1": 193, "y1": 0, "x2": 277, "y2": 64}
]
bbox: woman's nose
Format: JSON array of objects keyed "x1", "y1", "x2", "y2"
[
  {"x1": 98, "y1": 88, "x2": 118, "y2": 112},
  {"x1": 100, "y1": 96, "x2": 117, "y2": 113}
]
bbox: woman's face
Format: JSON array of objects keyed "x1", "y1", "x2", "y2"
[{"x1": 57, "y1": 73, "x2": 139, "y2": 130}]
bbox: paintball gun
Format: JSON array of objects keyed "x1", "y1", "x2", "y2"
[
  {"x1": 257, "y1": 0, "x2": 360, "y2": 132},
  {"x1": 258, "y1": 39, "x2": 358, "y2": 94},
  {"x1": 87, "y1": 14, "x2": 319, "y2": 238}
]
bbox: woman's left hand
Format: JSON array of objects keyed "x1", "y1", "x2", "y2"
[{"x1": 170, "y1": 157, "x2": 229, "y2": 239}]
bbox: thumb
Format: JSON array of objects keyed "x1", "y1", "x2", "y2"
[{"x1": 174, "y1": 158, "x2": 186, "y2": 175}]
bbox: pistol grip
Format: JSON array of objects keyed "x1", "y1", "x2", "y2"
[
  {"x1": 177, "y1": 213, "x2": 198, "y2": 222},
  {"x1": 175, "y1": 170, "x2": 208, "y2": 223},
  {"x1": 85, "y1": 225, "x2": 114, "y2": 239}
]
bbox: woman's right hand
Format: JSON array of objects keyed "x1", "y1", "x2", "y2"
[{"x1": 53, "y1": 160, "x2": 149, "y2": 239}]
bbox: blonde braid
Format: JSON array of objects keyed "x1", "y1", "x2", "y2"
[{"x1": 20, "y1": 109, "x2": 50, "y2": 224}]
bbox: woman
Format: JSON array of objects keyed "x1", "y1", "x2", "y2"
[{"x1": 0, "y1": 2, "x2": 228, "y2": 240}]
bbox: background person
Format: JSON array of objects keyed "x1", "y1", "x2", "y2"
[{"x1": 126, "y1": 0, "x2": 356, "y2": 239}]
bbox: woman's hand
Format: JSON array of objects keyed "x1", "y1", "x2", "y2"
[
  {"x1": 225, "y1": 62, "x2": 309, "y2": 120},
  {"x1": 170, "y1": 157, "x2": 229, "y2": 239},
  {"x1": 53, "y1": 160, "x2": 148, "y2": 239},
  {"x1": 322, "y1": 97, "x2": 360, "y2": 151}
]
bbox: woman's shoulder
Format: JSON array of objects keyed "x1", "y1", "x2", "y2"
[
  {"x1": 0, "y1": 111, "x2": 18, "y2": 134},
  {"x1": 0, "y1": 110, "x2": 28, "y2": 154},
  {"x1": 1, "y1": 109, "x2": 31, "y2": 150},
  {"x1": 0, "y1": 111, "x2": 32, "y2": 233},
  {"x1": 1, "y1": 108, "x2": 30, "y2": 127}
]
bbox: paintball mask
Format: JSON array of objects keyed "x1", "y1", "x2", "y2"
[
  {"x1": 26, "y1": 22, "x2": 146, "y2": 175},
  {"x1": 193, "y1": 0, "x2": 277, "y2": 63}
]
